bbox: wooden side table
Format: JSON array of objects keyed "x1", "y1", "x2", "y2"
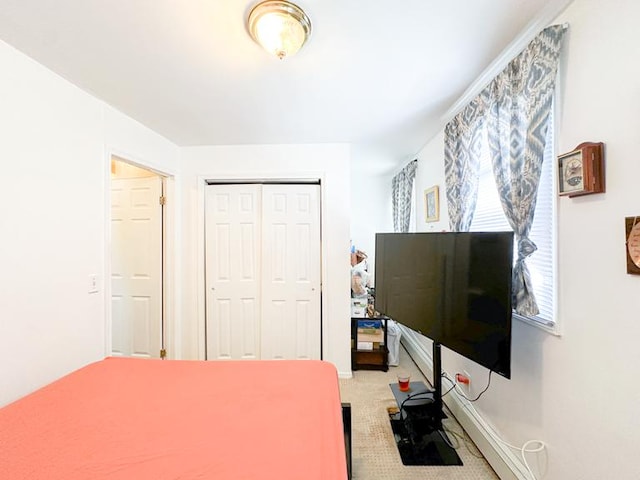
[{"x1": 351, "y1": 317, "x2": 388, "y2": 371}]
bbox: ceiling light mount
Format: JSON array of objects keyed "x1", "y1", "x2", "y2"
[{"x1": 248, "y1": 1, "x2": 312, "y2": 60}]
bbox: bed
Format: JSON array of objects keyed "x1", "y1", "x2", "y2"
[{"x1": 0, "y1": 357, "x2": 349, "y2": 479}]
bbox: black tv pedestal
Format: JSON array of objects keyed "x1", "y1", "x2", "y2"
[{"x1": 389, "y1": 381, "x2": 462, "y2": 466}]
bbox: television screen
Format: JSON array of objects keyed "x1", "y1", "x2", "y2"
[{"x1": 374, "y1": 232, "x2": 513, "y2": 378}]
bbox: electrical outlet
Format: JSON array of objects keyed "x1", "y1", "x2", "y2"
[
  {"x1": 463, "y1": 370, "x2": 471, "y2": 395},
  {"x1": 455, "y1": 371, "x2": 472, "y2": 395}
]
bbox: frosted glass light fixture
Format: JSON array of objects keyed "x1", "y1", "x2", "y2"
[{"x1": 248, "y1": 1, "x2": 312, "y2": 59}]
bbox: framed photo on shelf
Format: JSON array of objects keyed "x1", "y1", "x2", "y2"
[{"x1": 424, "y1": 185, "x2": 439, "y2": 223}]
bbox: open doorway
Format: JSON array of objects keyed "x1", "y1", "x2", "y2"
[{"x1": 110, "y1": 157, "x2": 165, "y2": 359}]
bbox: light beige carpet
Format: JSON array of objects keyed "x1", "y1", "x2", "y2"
[{"x1": 338, "y1": 346, "x2": 499, "y2": 480}]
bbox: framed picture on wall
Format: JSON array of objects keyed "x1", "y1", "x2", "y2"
[{"x1": 424, "y1": 185, "x2": 439, "y2": 223}]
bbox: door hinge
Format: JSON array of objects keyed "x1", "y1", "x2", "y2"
[
  {"x1": 160, "y1": 348, "x2": 167, "y2": 359},
  {"x1": 159, "y1": 196, "x2": 166, "y2": 206}
]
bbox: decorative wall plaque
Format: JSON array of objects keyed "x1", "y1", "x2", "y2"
[{"x1": 625, "y1": 217, "x2": 640, "y2": 275}]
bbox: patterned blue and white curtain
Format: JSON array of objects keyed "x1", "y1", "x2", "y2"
[
  {"x1": 392, "y1": 160, "x2": 418, "y2": 232},
  {"x1": 487, "y1": 25, "x2": 566, "y2": 316},
  {"x1": 444, "y1": 92, "x2": 488, "y2": 231}
]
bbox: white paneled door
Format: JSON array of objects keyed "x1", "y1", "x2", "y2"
[
  {"x1": 260, "y1": 185, "x2": 321, "y2": 359},
  {"x1": 205, "y1": 184, "x2": 262, "y2": 360},
  {"x1": 111, "y1": 176, "x2": 163, "y2": 358},
  {"x1": 205, "y1": 184, "x2": 321, "y2": 361}
]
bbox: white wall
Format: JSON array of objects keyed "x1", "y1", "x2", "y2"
[
  {"x1": 407, "y1": 1, "x2": 640, "y2": 478},
  {"x1": 179, "y1": 144, "x2": 352, "y2": 375},
  {"x1": 0, "y1": 39, "x2": 179, "y2": 406},
  {"x1": 413, "y1": 130, "x2": 449, "y2": 232},
  {"x1": 350, "y1": 168, "x2": 393, "y2": 284}
]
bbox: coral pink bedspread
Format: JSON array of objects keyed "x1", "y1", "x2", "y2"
[{"x1": 0, "y1": 357, "x2": 347, "y2": 480}]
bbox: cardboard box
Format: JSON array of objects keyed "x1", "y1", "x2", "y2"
[
  {"x1": 357, "y1": 330, "x2": 384, "y2": 343},
  {"x1": 356, "y1": 341, "x2": 374, "y2": 351}
]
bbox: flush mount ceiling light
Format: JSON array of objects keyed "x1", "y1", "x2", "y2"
[{"x1": 248, "y1": 1, "x2": 312, "y2": 60}]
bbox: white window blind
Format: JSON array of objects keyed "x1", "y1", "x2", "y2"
[{"x1": 470, "y1": 115, "x2": 556, "y2": 326}]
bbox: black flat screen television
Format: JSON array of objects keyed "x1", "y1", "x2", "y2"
[{"x1": 374, "y1": 232, "x2": 514, "y2": 378}]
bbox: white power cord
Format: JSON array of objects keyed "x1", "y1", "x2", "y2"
[
  {"x1": 494, "y1": 437, "x2": 546, "y2": 480},
  {"x1": 442, "y1": 372, "x2": 546, "y2": 480}
]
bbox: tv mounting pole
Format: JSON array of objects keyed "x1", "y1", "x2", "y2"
[{"x1": 432, "y1": 341, "x2": 444, "y2": 425}]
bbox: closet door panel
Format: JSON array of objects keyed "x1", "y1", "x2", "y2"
[
  {"x1": 205, "y1": 185, "x2": 261, "y2": 360},
  {"x1": 261, "y1": 184, "x2": 321, "y2": 360}
]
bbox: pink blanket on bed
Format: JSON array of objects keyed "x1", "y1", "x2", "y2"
[{"x1": 0, "y1": 357, "x2": 347, "y2": 479}]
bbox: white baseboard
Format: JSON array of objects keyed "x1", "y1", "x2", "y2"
[{"x1": 401, "y1": 331, "x2": 532, "y2": 480}]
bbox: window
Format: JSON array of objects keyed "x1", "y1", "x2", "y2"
[{"x1": 470, "y1": 113, "x2": 556, "y2": 328}]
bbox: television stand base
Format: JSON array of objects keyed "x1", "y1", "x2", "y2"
[
  {"x1": 388, "y1": 381, "x2": 462, "y2": 466},
  {"x1": 388, "y1": 410, "x2": 462, "y2": 466}
]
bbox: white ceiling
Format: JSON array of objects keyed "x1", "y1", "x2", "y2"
[{"x1": 0, "y1": 0, "x2": 569, "y2": 173}]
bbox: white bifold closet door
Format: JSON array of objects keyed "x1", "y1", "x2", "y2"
[{"x1": 205, "y1": 183, "x2": 321, "y2": 360}]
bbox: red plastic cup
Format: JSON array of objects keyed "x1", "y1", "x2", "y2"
[{"x1": 398, "y1": 374, "x2": 410, "y2": 392}]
